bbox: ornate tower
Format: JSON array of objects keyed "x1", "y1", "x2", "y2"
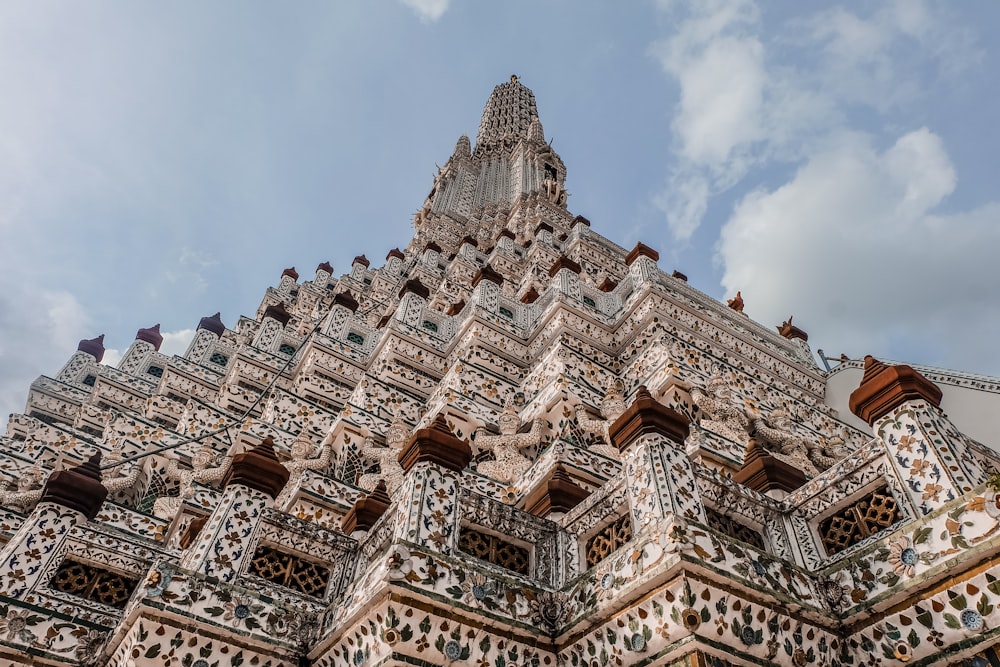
[
  {"x1": 410, "y1": 75, "x2": 569, "y2": 254},
  {"x1": 0, "y1": 77, "x2": 998, "y2": 667}
]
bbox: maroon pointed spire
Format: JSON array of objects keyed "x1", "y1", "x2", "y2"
[
  {"x1": 223, "y1": 436, "x2": 290, "y2": 499},
  {"x1": 608, "y1": 386, "x2": 690, "y2": 451},
  {"x1": 281, "y1": 266, "x2": 299, "y2": 281},
  {"x1": 342, "y1": 481, "x2": 392, "y2": 533},
  {"x1": 333, "y1": 291, "x2": 359, "y2": 312},
  {"x1": 733, "y1": 439, "x2": 807, "y2": 494},
  {"x1": 353, "y1": 255, "x2": 370, "y2": 268},
  {"x1": 316, "y1": 261, "x2": 334, "y2": 274},
  {"x1": 625, "y1": 242, "x2": 659, "y2": 266},
  {"x1": 197, "y1": 312, "x2": 225, "y2": 337},
  {"x1": 40, "y1": 451, "x2": 108, "y2": 520},
  {"x1": 77, "y1": 334, "x2": 106, "y2": 363},
  {"x1": 398, "y1": 414, "x2": 472, "y2": 473},
  {"x1": 386, "y1": 248, "x2": 405, "y2": 261},
  {"x1": 135, "y1": 324, "x2": 163, "y2": 350},
  {"x1": 849, "y1": 355, "x2": 942, "y2": 425},
  {"x1": 263, "y1": 303, "x2": 292, "y2": 326}
]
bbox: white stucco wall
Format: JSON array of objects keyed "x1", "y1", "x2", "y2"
[{"x1": 824, "y1": 359, "x2": 1000, "y2": 450}]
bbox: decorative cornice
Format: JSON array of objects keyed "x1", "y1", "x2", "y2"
[
  {"x1": 222, "y1": 436, "x2": 290, "y2": 499},
  {"x1": 849, "y1": 355, "x2": 943, "y2": 425},
  {"x1": 398, "y1": 278, "x2": 430, "y2": 300},
  {"x1": 472, "y1": 264, "x2": 505, "y2": 288},
  {"x1": 341, "y1": 481, "x2": 391, "y2": 533},
  {"x1": 263, "y1": 303, "x2": 292, "y2": 326},
  {"x1": 333, "y1": 291, "x2": 359, "y2": 312},
  {"x1": 549, "y1": 256, "x2": 582, "y2": 277},
  {"x1": 40, "y1": 452, "x2": 108, "y2": 520},
  {"x1": 608, "y1": 385, "x2": 690, "y2": 451},
  {"x1": 732, "y1": 440, "x2": 806, "y2": 493},
  {"x1": 625, "y1": 242, "x2": 659, "y2": 266},
  {"x1": 398, "y1": 414, "x2": 472, "y2": 473},
  {"x1": 523, "y1": 465, "x2": 590, "y2": 517}
]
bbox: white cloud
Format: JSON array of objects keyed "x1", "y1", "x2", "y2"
[
  {"x1": 650, "y1": 0, "x2": 978, "y2": 240},
  {"x1": 717, "y1": 128, "x2": 1000, "y2": 372},
  {"x1": 160, "y1": 329, "x2": 196, "y2": 357},
  {"x1": 0, "y1": 286, "x2": 91, "y2": 419},
  {"x1": 400, "y1": 0, "x2": 450, "y2": 23}
]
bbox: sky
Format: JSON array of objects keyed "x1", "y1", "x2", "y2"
[{"x1": 1, "y1": 0, "x2": 998, "y2": 418}]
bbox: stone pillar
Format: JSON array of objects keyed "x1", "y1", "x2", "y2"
[
  {"x1": 55, "y1": 334, "x2": 105, "y2": 385},
  {"x1": 179, "y1": 437, "x2": 289, "y2": 583},
  {"x1": 608, "y1": 386, "x2": 703, "y2": 533},
  {"x1": 253, "y1": 302, "x2": 291, "y2": 349},
  {"x1": 278, "y1": 266, "x2": 299, "y2": 293},
  {"x1": 324, "y1": 291, "x2": 360, "y2": 337},
  {"x1": 118, "y1": 324, "x2": 163, "y2": 374},
  {"x1": 549, "y1": 256, "x2": 583, "y2": 301},
  {"x1": 341, "y1": 481, "x2": 392, "y2": 539},
  {"x1": 315, "y1": 261, "x2": 334, "y2": 288},
  {"x1": 850, "y1": 356, "x2": 983, "y2": 515},
  {"x1": 184, "y1": 312, "x2": 226, "y2": 362},
  {"x1": 732, "y1": 439, "x2": 806, "y2": 500},
  {"x1": 350, "y1": 254, "x2": 370, "y2": 281},
  {"x1": 393, "y1": 414, "x2": 472, "y2": 554},
  {"x1": 625, "y1": 242, "x2": 660, "y2": 289},
  {"x1": 395, "y1": 279, "x2": 430, "y2": 328},
  {"x1": 421, "y1": 241, "x2": 442, "y2": 270},
  {"x1": 0, "y1": 453, "x2": 107, "y2": 599},
  {"x1": 471, "y1": 264, "x2": 504, "y2": 315},
  {"x1": 459, "y1": 236, "x2": 479, "y2": 262},
  {"x1": 385, "y1": 248, "x2": 405, "y2": 275}
]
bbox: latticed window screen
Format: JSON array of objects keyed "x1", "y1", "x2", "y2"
[
  {"x1": 50, "y1": 559, "x2": 138, "y2": 609},
  {"x1": 586, "y1": 513, "x2": 634, "y2": 568},
  {"x1": 248, "y1": 545, "x2": 331, "y2": 598},
  {"x1": 458, "y1": 527, "x2": 530, "y2": 575},
  {"x1": 819, "y1": 485, "x2": 901, "y2": 556},
  {"x1": 705, "y1": 508, "x2": 767, "y2": 551}
]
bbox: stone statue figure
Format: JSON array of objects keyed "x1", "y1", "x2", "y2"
[
  {"x1": 357, "y1": 416, "x2": 410, "y2": 495},
  {"x1": 750, "y1": 409, "x2": 851, "y2": 477},
  {"x1": 749, "y1": 408, "x2": 820, "y2": 476},
  {"x1": 275, "y1": 432, "x2": 332, "y2": 505},
  {"x1": 575, "y1": 380, "x2": 627, "y2": 459},
  {"x1": 475, "y1": 403, "x2": 543, "y2": 483},
  {"x1": 152, "y1": 444, "x2": 232, "y2": 520},
  {"x1": 102, "y1": 439, "x2": 147, "y2": 495},
  {"x1": 0, "y1": 465, "x2": 46, "y2": 512},
  {"x1": 690, "y1": 372, "x2": 752, "y2": 446}
]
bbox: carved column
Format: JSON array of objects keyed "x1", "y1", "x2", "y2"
[
  {"x1": 609, "y1": 386, "x2": 703, "y2": 534},
  {"x1": 0, "y1": 453, "x2": 107, "y2": 599},
  {"x1": 471, "y1": 264, "x2": 504, "y2": 316},
  {"x1": 179, "y1": 437, "x2": 289, "y2": 583},
  {"x1": 393, "y1": 414, "x2": 472, "y2": 554},
  {"x1": 549, "y1": 256, "x2": 582, "y2": 301},
  {"x1": 625, "y1": 242, "x2": 660, "y2": 289},
  {"x1": 324, "y1": 290, "x2": 359, "y2": 337},
  {"x1": 395, "y1": 278, "x2": 430, "y2": 328},
  {"x1": 850, "y1": 356, "x2": 987, "y2": 515}
]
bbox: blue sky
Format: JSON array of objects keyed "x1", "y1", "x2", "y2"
[{"x1": 1, "y1": 0, "x2": 998, "y2": 417}]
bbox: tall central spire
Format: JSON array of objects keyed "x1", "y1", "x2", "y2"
[
  {"x1": 475, "y1": 75, "x2": 540, "y2": 156},
  {"x1": 408, "y1": 76, "x2": 569, "y2": 254}
]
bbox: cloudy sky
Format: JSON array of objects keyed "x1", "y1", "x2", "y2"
[{"x1": 1, "y1": 0, "x2": 998, "y2": 417}]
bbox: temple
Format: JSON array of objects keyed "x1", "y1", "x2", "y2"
[{"x1": 1, "y1": 76, "x2": 999, "y2": 666}]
